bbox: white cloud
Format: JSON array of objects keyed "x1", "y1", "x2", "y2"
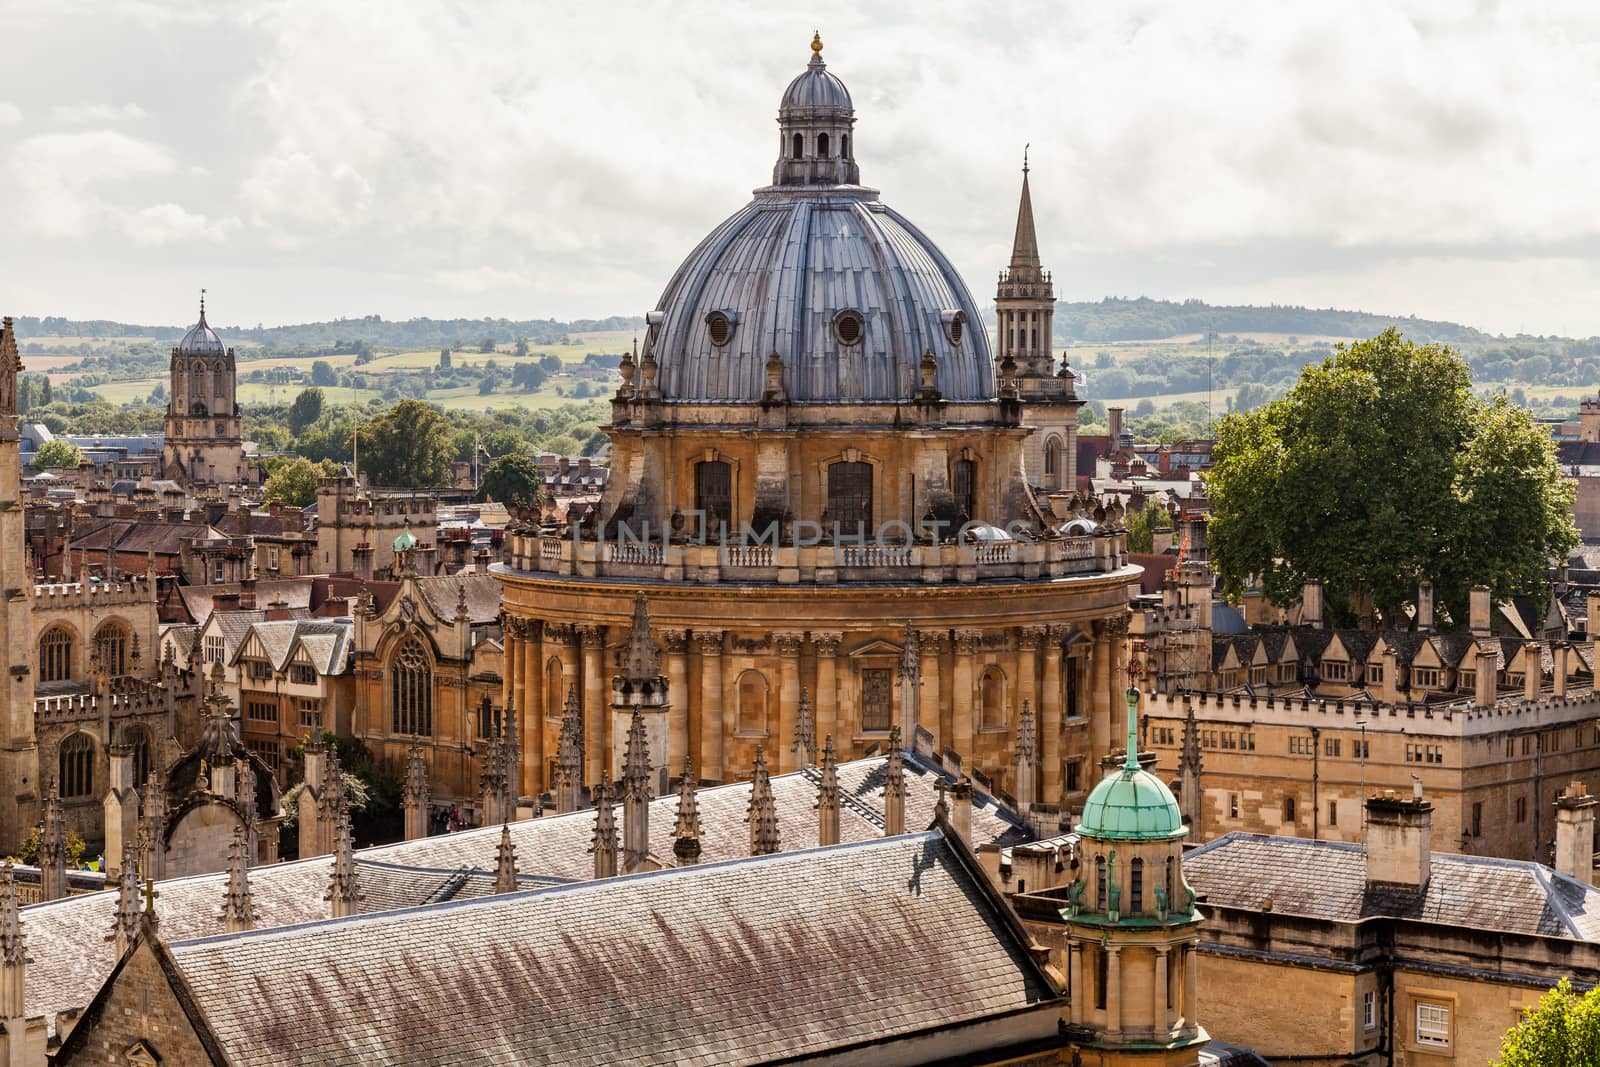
[
  {"x1": 0, "y1": 103, "x2": 20, "y2": 126},
  {"x1": 49, "y1": 102, "x2": 148, "y2": 123},
  {"x1": 122, "y1": 202, "x2": 234, "y2": 245},
  {"x1": 9, "y1": 129, "x2": 177, "y2": 237},
  {"x1": 432, "y1": 267, "x2": 534, "y2": 294}
]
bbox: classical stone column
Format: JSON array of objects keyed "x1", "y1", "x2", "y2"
[
  {"x1": 1018, "y1": 626, "x2": 1042, "y2": 721},
  {"x1": 1183, "y1": 943, "x2": 1199, "y2": 1027},
  {"x1": 1090, "y1": 623, "x2": 1113, "y2": 768},
  {"x1": 1154, "y1": 945, "x2": 1170, "y2": 1033},
  {"x1": 1106, "y1": 945, "x2": 1122, "y2": 1035},
  {"x1": 580, "y1": 625, "x2": 607, "y2": 784},
  {"x1": 813, "y1": 633, "x2": 842, "y2": 753},
  {"x1": 1041, "y1": 627, "x2": 1063, "y2": 801},
  {"x1": 775, "y1": 634, "x2": 803, "y2": 774},
  {"x1": 696, "y1": 631, "x2": 725, "y2": 782},
  {"x1": 503, "y1": 617, "x2": 521, "y2": 724},
  {"x1": 523, "y1": 622, "x2": 542, "y2": 794},
  {"x1": 917, "y1": 630, "x2": 943, "y2": 743},
  {"x1": 662, "y1": 629, "x2": 690, "y2": 775},
  {"x1": 953, "y1": 630, "x2": 981, "y2": 761}
]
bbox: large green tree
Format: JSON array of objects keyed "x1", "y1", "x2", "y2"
[
  {"x1": 1207, "y1": 329, "x2": 1576, "y2": 627},
  {"x1": 287, "y1": 387, "x2": 324, "y2": 435},
  {"x1": 478, "y1": 452, "x2": 545, "y2": 509},
  {"x1": 32, "y1": 439, "x2": 83, "y2": 468},
  {"x1": 263, "y1": 456, "x2": 340, "y2": 508},
  {"x1": 1495, "y1": 978, "x2": 1600, "y2": 1066},
  {"x1": 358, "y1": 399, "x2": 454, "y2": 488}
]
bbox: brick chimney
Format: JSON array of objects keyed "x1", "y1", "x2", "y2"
[
  {"x1": 1555, "y1": 782, "x2": 1598, "y2": 884},
  {"x1": 1365, "y1": 782, "x2": 1432, "y2": 889},
  {"x1": 1470, "y1": 585, "x2": 1492, "y2": 637}
]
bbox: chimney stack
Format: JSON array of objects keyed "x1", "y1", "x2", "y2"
[
  {"x1": 1470, "y1": 585, "x2": 1492, "y2": 637},
  {"x1": 1416, "y1": 582, "x2": 1434, "y2": 631},
  {"x1": 1555, "y1": 782, "x2": 1598, "y2": 885},
  {"x1": 949, "y1": 777, "x2": 974, "y2": 847},
  {"x1": 1365, "y1": 784, "x2": 1432, "y2": 889},
  {"x1": 1474, "y1": 647, "x2": 1498, "y2": 709},
  {"x1": 1524, "y1": 643, "x2": 1542, "y2": 703},
  {"x1": 1106, "y1": 407, "x2": 1124, "y2": 450},
  {"x1": 1556, "y1": 643, "x2": 1571, "y2": 699},
  {"x1": 1301, "y1": 579, "x2": 1323, "y2": 630}
]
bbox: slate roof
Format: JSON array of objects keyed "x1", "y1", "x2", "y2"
[
  {"x1": 361, "y1": 751, "x2": 1029, "y2": 877},
  {"x1": 1186, "y1": 833, "x2": 1600, "y2": 940},
  {"x1": 19, "y1": 857, "x2": 562, "y2": 1036},
  {"x1": 233, "y1": 618, "x2": 351, "y2": 674},
  {"x1": 179, "y1": 578, "x2": 315, "y2": 625},
  {"x1": 163, "y1": 832, "x2": 1054, "y2": 1066},
  {"x1": 408, "y1": 573, "x2": 501, "y2": 624}
]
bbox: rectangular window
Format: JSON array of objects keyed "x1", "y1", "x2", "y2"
[
  {"x1": 1323, "y1": 660, "x2": 1349, "y2": 681},
  {"x1": 859, "y1": 668, "x2": 893, "y2": 732},
  {"x1": 1522, "y1": 736, "x2": 1533, "y2": 756},
  {"x1": 1472, "y1": 802, "x2": 1482, "y2": 837},
  {"x1": 827, "y1": 461, "x2": 873, "y2": 539},
  {"x1": 267, "y1": 547, "x2": 280, "y2": 571},
  {"x1": 205, "y1": 635, "x2": 225, "y2": 663},
  {"x1": 1415, "y1": 1002, "x2": 1450, "y2": 1047},
  {"x1": 212, "y1": 559, "x2": 225, "y2": 583},
  {"x1": 1506, "y1": 737, "x2": 1516, "y2": 758},
  {"x1": 289, "y1": 664, "x2": 317, "y2": 686},
  {"x1": 297, "y1": 699, "x2": 322, "y2": 729},
  {"x1": 1243, "y1": 732, "x2": 1256, "y2": 751},
  {"x1": 1249, "y1": 665, "x2": 1268, "y2": 686},
  {"x1": 1229, "y1": 794, "x2": 1240, "y2": 820},
  {"x1": 1289, "y1": 736, "x2": 1314, "y2": 755},
  {"x1": 247, "y1": 700, "x2": 277, "y2": 723},
  {"x1": 1516, "y1": 796, "x2": 1528, "y2": 823},
  {"x1": 1413, "y1": 668, "x2": 1440, "y2": 689},
  {"x1": 1328, "y1": 800, "x2": 1338, "y2": 827},
  {"x1": 1324, "y1": 737, "x2": 1341, "y2": 757},
  {"x1": 1363, "y1": 991, "x2": 1376, "y2": 1030},
  {"x1": 1368, "y1": 665, "x2": 1384, "y2": 684},
  {"x1": 1405, "y1": 743, "x2": 1420, "y2": 763},
  {"x1": 1352, "y1": 740, "x2": 1369, "y2": 759},
  {"x1": 1459, "y1": 669, "x2": 1475, "y2": 692},
  {"x1": 1427, "y1": 744, "x2": 1444, "y2": 764},
  {"x1": 1065, "y1": 759, "x2": 1081, "y2": 793},
  {"x1": 1283, "y1": 796, "x2": 1296, "y2": 824}
]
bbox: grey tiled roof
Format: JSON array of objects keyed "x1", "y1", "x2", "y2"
[
  {"x1": 1186, "y1": 832, "x2": 1600, "y2": 940},
  {"x1": 360, "y1": 752, "x2": 1030, "y2": 877},
  {"x1": 410, "y1": 572, "x2": 501, "y2": 624},
  {"x1": 167, "y1": 832, "x2": 1053, "y2": 1066}
]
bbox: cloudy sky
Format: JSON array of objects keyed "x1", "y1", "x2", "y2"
[{"x1": 4, "y1": 1, "x2": 1600, "y2": 335}]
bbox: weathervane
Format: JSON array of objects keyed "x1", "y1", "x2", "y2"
[
  {"x1": 1126, "y1": 638, "x2": 1148, "y2": 692},
  {"x1": 1023, "y1": 143, "x2": 1030, "y2": 173}
]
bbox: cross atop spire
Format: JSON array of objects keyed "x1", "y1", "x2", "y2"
[{"x1": 199, "y1": 287, "x2": 207, "y2": 319}]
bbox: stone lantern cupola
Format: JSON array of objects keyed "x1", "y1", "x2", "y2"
[
  {"x1": 1059, "y1": 688, "x2": 1208, "y2": 1063},
  {"x1": 772, "y1": 33, "x2": 860, "y2": 187}
]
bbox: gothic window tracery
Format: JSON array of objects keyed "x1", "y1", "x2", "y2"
[
  {"x1": 390, "y1": 637, "x2": 434, "y2": 737},
  {"x1": 60, "y1": 732, "x2": 94, "y2": 798},
  {"x1": 95, "y1": 622, "x2": 129, "y2": 676},
  {"x1": 39, "y1": 626, "x2": 72, "y2": 683}
]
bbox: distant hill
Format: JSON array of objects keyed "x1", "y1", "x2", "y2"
[
  {"x1": 1054, "y1": 297, "x2": 1495, "y2": 345},
  {"x1": 8, "y1": 314, "x2": 645, "y2": 350}
]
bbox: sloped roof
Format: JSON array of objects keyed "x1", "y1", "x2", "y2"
[
  {"x1": 409, "y1": 572, "x2": 501, "y2": 624},
  {"x1": 1187, "y1": 832, "x2": 1600, "y2": 940},
  {"x1": 163, "y1": 832, "x2": 1054, "y2": 1066},
  {"x1": 233, "y1": 619, "x2": 351, "y2": 674},
  {"x1": 180, "y1": 578, "x2": 315, "y2": 626}
]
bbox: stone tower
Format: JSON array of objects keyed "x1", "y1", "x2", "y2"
[
  {"x1": 0, "y1": 319, "x2": 35, "y2": 853},
  {"x1": 162, "y1": 294, "x2": 247, "y2": 486},
  {"x1": 997, "y1": 157, "x2": 1082, "y2": 494},
  {"x1": 610, "y1": 595, "x2": 670, "y2": 794},
  {"x1": 1059, "y1": 688, "x2": 1207, "y2": 1063}
]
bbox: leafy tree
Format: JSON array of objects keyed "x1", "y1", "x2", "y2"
[
  {"x1": 479, "y1": 337, "x2": 496, "y2": 354},
  {"x1": 263, "y1": 456, "x2": 339, "y2": 508},
  {"x1": 1124, "y1": 504, "x2": 1174, "y2": 554},
  {"x1": 439, "y1": 348, "x2": 452, "y2": 369},
  {"x1": 539, "y1": 354, "x2": 561, "y2": 374},
  {"x1": 358, "y1": 399, "x2": 454, "y2": 488},
  {"x1": 310, "y1": 361, "x2": 338, "y2": 387},
  {"x1": 287, "y1": 387, "x2": 325, "y2": 435},
  {"x1": 1495, "y1": 978, "x2": 1600, "y2": 1066},
  {"x1": 32, "y1": 439, "x2": 83, "y2": 468},
  {"x1": 1208, "y1": 330, "x2": 1577, "y2": 627},
  {"x1": 478, "y1": 452, "x2": 545, "y2": 508},
  {"x1": 514, "y1": 337, "x2": 529, "y2": 357},
  {"x1": 8, "y1": 825, "x2": 87, "y2": 867},
  {"x1": 478, "y1": 373, "x2": 498, "y2": 396}
]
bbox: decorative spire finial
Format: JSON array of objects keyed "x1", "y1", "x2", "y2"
[
  {"x1": 494, "y1": 823, "x2": 518, "y2": 895},
  {"x1": 748, "y1": 748, "x2": 780, "y2": 856},
  {"x1": 200, "y1": 287, "x2": 206, "y2": 317},
  {"x1": 1123, "y1": 687, "x2": 1141, "y2": 771},
  {"x1": 673, "y1": 757, "x2": 701, "y2": 866},
  {"x1": 1023, "y1": 143, "x2": 1030, "y2": 173},
  {"x1": 811, "y1": 30, "x2": 823, "y2": 54}
]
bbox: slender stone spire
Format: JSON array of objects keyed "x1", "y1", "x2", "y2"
[
  {"x1": 590, "y1": 772, "x2": 619, "y2": 879},
  {"x1": 816, "y1": 736, "x2": 840, "y2": 847},
  {"x1": 478, "y1": 723, "x2": 513, "y2": 827},
  {"x1": 622, "y1": 708, "x2": 652, "y2": 873},
  {"x1": 1178, "y1": 697, "x2": 1203, "y2": 833},
  {"x1": 221, "y1": 824, "x2": 254, "y2": 933},
  {"x1": 403, "y1": 740, "x2": 429, "y2": 840},
  {"x1": 107, "y1": 850, "x2": 140, "y2": 955},
  {"x1": 316, "y1": 740, "x2": 345, "y2": 857},
  {"x1": 138, "y1": 771, "x2": 166, "y2": 882},
  {"x1": 792, "y1": 686, "x2": 816, "y2": 767},
  {"x1": 325, "y1": 809, "x2": 362, "y2": 919},
  {"x1": 1009, "y1": 149, "x2": 1042, "y2": 276},
  {"x1": 621, "y1": 595, "x2": 659, "y2": 682},
  {"x1": 0, "y1": 863, "x2": 24, "y2": 1022},
  {"x1": 897, "y1": 623, "x2": 920, "y2": 744},
  {"x1": 748, "y1": 748, "x2": 780, "y2": 856},
  {"x1": 672, "y1": 757, "x2": 702, "y2": 867},
  {"x1": 1013, "y1": 699, "x2": 1038, "y2": 812},
  {"x1": 494, "y1": 823, "x2": 518, "y2": 895},
  {"x1": 555, "y1": 685, "x2": 584, "y2": 813},
  {"x1": 38, "y1": 780, "x2": 66, "y2": 902},
  {"x1": 883, "y1": 725, "x2": 906, "y2": 836}
]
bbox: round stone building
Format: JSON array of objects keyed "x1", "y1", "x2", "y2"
[{"x1": 496, "y1": 36, "x2": 1136, "y2": 812}]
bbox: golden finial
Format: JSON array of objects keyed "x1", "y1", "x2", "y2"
[{"x1": 811, "y1": 31, "x2": 823, "y2": 55}]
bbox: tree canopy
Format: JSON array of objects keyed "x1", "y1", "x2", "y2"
[
  {"x1": 357, "y1": 399, "x2": 454, "y2": 488},
  {"x1": 31, "y1": 439, "x2": 83, "y2": 469},
  {"x1": 478, "y1": 452, "x2": 545, "y2": 509},
  {"x1": 1495, "y1": 978, "x2": 1600, "y2": 1066},
  {"x1": 286, "y1": 387, "x2": 324, "y2": 435},
  {"x1": 1207, "y1": 329, "x2": 1577, "y2": 627},
  {"x1": 263, "y1": 456, "x2": 340, "y2": 508}
]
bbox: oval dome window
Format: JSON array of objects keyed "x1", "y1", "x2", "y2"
[{"x1": 834, "y1": 310, "x2": 864, "y2": 346}]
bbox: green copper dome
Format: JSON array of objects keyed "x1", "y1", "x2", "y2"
[
  {"x1": 393, "y1": 525, "x2": 417, "y2": 553},
  {"x1": 1077, "y1": 689, "x2": 1186, "y2": 842}
]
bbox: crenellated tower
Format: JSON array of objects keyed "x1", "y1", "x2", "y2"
[
  {"x1": 0, "y1": 319, "x2": 35, "y2": 852},
  {"x1": 162, "y1": 293, "x2": 248, "y2": 486},
  {"x1": 998, "y1": 156, "x2": 1083, "y2": 493}
]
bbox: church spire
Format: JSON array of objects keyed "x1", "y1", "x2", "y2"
[
  {"x1": 325, "y1": 809, "x2": 362, "y2": 919},
  {"x1": 622, "y1": 708, "x2": 652, "y2": 872},
  {"x1": 1009, "y1": 150, "x2": 1042, "y2": 276},
  {"x1": 221, "y1": 824, "x2": 254, "y2": 933},
  {"x1": 747, "y1": 748, "x2": 780, "y2": 856},
  {"x1": 673, "y1": 757, "x2": 702, "y2": 866},
  {"x1": 792, "y1": 686, "x2": 816, "y2": 767},
  {"x1": 494, "y1": 823, "x2": 518, "y2": 895},
  {"x1": 816, "y1": 736, "x2": 840, "y2": 847},
  {"x1": 590, "y1": 772, "x2": 619, "y2": 879},
  {"x1": 39, "y1": 780, "x2": 66, "y2": 902},
  {"x1": 107, "y1": 850, "x2": 141, "y2": 955},
  {"x1": 883, "y1": 726, "x2": 906, "y2": 837},
  {"x1": 555, "y1": 685, "x2": 584, "y2": 814},
  {"x1": 621, "y1": 595, "x2": 660, "y2": 682}
]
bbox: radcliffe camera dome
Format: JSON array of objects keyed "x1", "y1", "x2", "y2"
[{"x1": 642, "y1": 35, "x2": 994, "y2": 405}]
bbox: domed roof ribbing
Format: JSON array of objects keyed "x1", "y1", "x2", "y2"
[
  {"x1": 1078, "y1": 689, "x2": 1186, "y2": 841},
  {"x1": 178, "y1": 297, "x2": 226, "y2": 357},
  {"x1": 645, "y1": 36, "x2": 993, "y2": 405}
]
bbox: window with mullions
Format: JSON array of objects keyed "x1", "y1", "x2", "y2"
[
  {"x1": 952, "y1": 458, "x2": 976, "y2": 520},
  {"x1": 695, "y1": 460, "x2": 732, "y2": 537},
  {"x1": 60, "y1": 733, "x2": 94, "y2": 798},
  {"x1": 391, "y1": 638, "x2": 434, "y2": 736},
  {"x1": 828, "y1": 461, "x2": 872, "y2": 538}
]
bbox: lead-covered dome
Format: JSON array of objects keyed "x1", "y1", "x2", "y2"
[
  {"x1": 178, "y1": 301, "x2": 226, "y2": 357},
  {"x1": 645, "y1": 37, "x2": 993, "y2": 405},
  {"x1": 1078, "y1": 690, "x2": 1186, "y2": 841}
]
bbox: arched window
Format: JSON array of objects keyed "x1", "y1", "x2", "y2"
[
  {"x1": 792, "y1": 132, "x2": 803, "y2": 158},
  {"x1": 545, "y1": 656, "x2": 564, "y2": 721},
  {"x1": 695, "y1": 459, "x2": 733, "y2": 537},
  {"x1": 39, "y1": 627, "x2": 72, "y2": 684},
  {"x1": 1095, "y1": 854, "x2": 1107, "y2": 909},
  {"x1": 1130, "y1": 857, "x2": 1144, "y2": 913},
  {"x1": 841, "y1": 133, "x2": 850, "y2": 158},
  {"x1": 95, "y1": 623, "x2": 129, "y2": 676},
  {"x1": 1043, "y1": 436, "x2": 1062, "y2": 488},
  {"x1": 817, "y1": 132, "x2": 829, "y2": 157},
  {"x1": 952, "y1": 458, "x2": 976, "y2": 520},
  {"x1": 980, "y1": 667, "x2": 1005, "y2": 729},
  {"x1": 737, "y1": 670, "x2": 768, "y2": 733},
  {"x1": 60, "y1": 733, "x2": 94, "y2": 799},
  {"x1": 125, "y1": 725, "x2": 153, "y2": 787},
  {"x1": 827, "y1": 461, "x2": 873, "y2": 538},
  {"x1": 391, "y1": 637, "x2": 434, "y2": 736}
]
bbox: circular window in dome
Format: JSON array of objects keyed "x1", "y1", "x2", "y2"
[
  {"x1": 941, "y1": 309, "x2": 966, "y2": 347},
  {"x1": 834, "y1": 309, "x2": 864, "y2": 346},
  {"x1": 706, "y1": 311, "x2": 734, "y2": 348}
]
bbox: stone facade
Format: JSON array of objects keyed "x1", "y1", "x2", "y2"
[{"x1": 162, "y1": 299, "x2": 248, "y2": 488}]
